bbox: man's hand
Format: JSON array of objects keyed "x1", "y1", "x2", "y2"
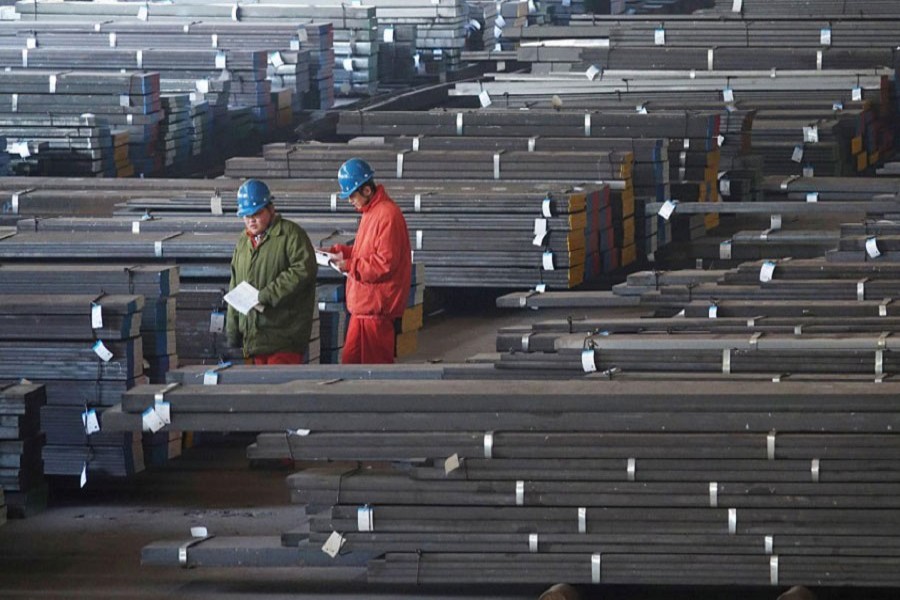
[{"x1": 333, "y1": 256, "x2": 348, "y2": 272}]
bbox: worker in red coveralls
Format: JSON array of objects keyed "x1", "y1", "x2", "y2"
[{"x1": 326, "y1": 158, "x2": 412, "y2": 364}]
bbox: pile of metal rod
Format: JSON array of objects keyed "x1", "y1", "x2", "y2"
[
  {"x1": 123, "y1": 375, "x2": 900, "y2": 586},
  {"x1": 338, "y1": 108, "x2": 726, "y2": 263},
  {"x1": 14, "y1": 0, "x2": 361, "y2": 99},
  {"x1": 0, "y1": 71, "x2": 161, "y2": 177},
  {"x1": 0, "y1": 383, "x2": 45, "y2": 518},
  {"x1": 0, "y1": 262, "x2": 184, "y2": 476},
  {"x1": 706, "y1": 0, "x2": 900, "y2": 17},
  {"x1": 0, "y1": 20, "x2": 332, "y2": 111}
]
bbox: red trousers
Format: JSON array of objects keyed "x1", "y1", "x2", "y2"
[
  {"x1": 247, "y1": 351, "x2": 304, "y2": 365},
  {"x1": 341, "y1": 315, "x2": 395, "y2": 364}
]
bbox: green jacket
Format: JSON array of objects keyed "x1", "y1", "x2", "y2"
[{"x1": 226, "y1": 214, "x2": 318, "y2": 357}]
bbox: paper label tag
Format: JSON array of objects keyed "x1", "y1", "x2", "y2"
[
  {"x1": 654, "y1": 28, "x2": 665, "y2": 45},
  {"x1": 720, "y1": 178, "x2": 731, "y2": 196},
  {"x1": 191, "y1": 526, "x2": 208, "y2": 538},
  {"x1": 142, "y1": 407, "x2": 165, "y2": 433},
  {"x1": 833, "y1": 102, "x2": 844, "y2": 112},
  {"x1": 852, "y1": 86, "x2": 862, "y2": 102},
  {"x1": 80, "y1": 463, "x2": 88, "y2": 488},
  {"x1": 536, "y1": 284, "x2": 546, "y2": 293},
  {"x1": 209, "y1": 311, "x2": 225, "y2": 333},
  {"x1": 137, "y1": 5, "x2": 148, "y2": 20},
  {"x1": 792, "y1": 145, "x2": 804, "y2": 163},
  {"x1": 203, "y1": 371, "x2": 219, "y2": 385},
  {"x1": 658, "y1": 199, "x2": 677, "y2": 220},
  {"x1": 542, "y1": 251, "x2": 555, "y2": 271},
  {"x1": 444, "y1": 453, "x2": 460, "y2": 474},
  {"x1": 760, "y1": 261, "x2": 776, "y2": 283},
  {"x1": 91, "y1": 303, "x2": 103, "y2": 329},
  {"x1": 803, "y1": 165, "x2": 815, "y2": 178},
  {"x1": 585, "y1": 65, "x2": 601, "y2": 81},
  {"x1": 806, "y1": 192, "x2": 818, "y2": 203},
  {"x1": 720, "y1": 240, "x2": 732, "y2": 260},
  {"x1": 820, "y1": 28, "x2": 832, "y2": 46},
  {"x1": 26, "y1": 37, "x2": 37, "y2": 49},
  {"x1": 723, "y1": 87, "x2": 735, "y2": 103},
  {"x1": 866, "y1": 237, "x2": 881, "y2": 259},
  {"x1": 478, "y1": 90, "x2": 492, "y2": 108},
  {"x1": 708, "y1": 305, "x2": 718, "y2": 319},
  {"x1": 322, "y1": 532, "x2": 345, "y2": 558},
  {"x1": 803, "y1": 126, "x2": 819, "y2": 143},
  {"x1": 155, "y1": 401, "x2": 171, "y2": 425},
  {"x1": 82, "y1": 409, "x2": 100, "y2": 435},
  {"x1": 732, "y1": 0, "x2": 742, "y2": 11},
  {"x1": 210, "y1": 194, "x2": 223, "y2": 215},
  {"x1": 132, "y1": 221, "x2": 140, "y2": 234},
  {"x1": 636, "y1": 104, "x2": 648, "y2": 115},
  {"x1": 215, "y1": 52, "x2": 227, "y2": 69},
  {"x1": 383, "y1": 27, "x2": 394, "y2": 43},
  {"x1": 534, "y1": 218, "x2": 548, "y2": 237},
  {"x1": 581, "y1": 349, "x2": 597, "y2": 373},
  {"x1": 92, "y1": 340, "x2": 114, "y2": 362}
]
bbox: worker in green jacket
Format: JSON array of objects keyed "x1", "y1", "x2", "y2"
[{"x1": 226, "y1": 179, "x2": 318, "y2": 364}]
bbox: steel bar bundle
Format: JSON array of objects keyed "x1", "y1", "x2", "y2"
[
  {"x1": 124, "y1": 376, "x2": 900, "y2": 585},
  {"x1": 13, "y1": 0, "x2": 353, "y2": 99},
  {"x1": 0, "y1": 20, "x2": 331, "y2": 110},
  {"x1": 0, "y1": 70, "x2": 163, "y2": 176},
  {"x1": 707, "y1": 0, "x2": 900, "y2": 17},
  {"x1": 0, "y1": 383, "x2": 45, "y2": 517}
]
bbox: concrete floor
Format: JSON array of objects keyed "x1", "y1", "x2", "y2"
[{"x1": 0, "y1": 297, "x2": 894, "y2": 599}]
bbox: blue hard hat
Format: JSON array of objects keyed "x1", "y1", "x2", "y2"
[
  {"x1": 236, "y1": 179, "x2": 272, "y2": 217},
  {"x1": 338, "y1": 158, "x2": 375, "y2": 199}
]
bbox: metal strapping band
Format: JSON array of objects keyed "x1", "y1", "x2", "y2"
[
  {"x1": 811, "y1": 458, "x2": 820, "y2": 483},
  {"x1": 154, "y1": 232, "x2": 183, "y2": 258},
  {"x1": 528, "y1": 533, "x2": 538, "y2": 553},
  {"x1": 728, "y1": 508, "x2": 737, "y2": 534},
  {"x1": 412, "y1": 137, "x2": 420, "y2": 151},
  {"x1": 876, "y1": 350, "x2": 884, "y2": 376},
  {"x1": 794, "y1": 325, "x2": 803, "y2": 336},
  {"x1": 154, "y1": 382, "x2": 179, "y2": 403},
  {"x1": 877, "y1": 332, "x2": 890, "y2": 349},
  {"x1": 10, "y1": 93, "x2": 17, "y2": 113},
  {"x1": 330, "y1": 193, "x2": 337, "y2": 212},
  {"x1": 770, "y1": 556, "x2": 779, "y2": 586},
  {"x1": 817, "y1": 50, "x2": 823, "y2": 70},
  {"x1": 515, "y1": 480, "x2": 524, "y2": 505},
  {"x1": 584, "y1": 114, "x2": 591, "y2": 137},
  {"x1": 456, "y1": 112, "x2": 464, "y2": 135},
  {"x1": 591, "y1": 553, "x2": 601, "y2": 583},
  {"x1": 483, "y1": 431, "x2": 494, "y2": 459},
  {"x1": 767, "y1": 432, "x2": 776, "y2": 460},
  {"x1": 857, "y1": 279, "x2": 866, "y2": 301},
  {"x1": 765, "y1": 535, "x2": 774, "y2": 555},
  {"x1": 528, "y1": 137, "x2": 537, "y2": 152},
  {"x1": 707, "y1": 48, "x2": 714, "y2": 70},
  {"x1": 11, "y1": 188, "x2": 35, "y2": 214},
  {"x1": 578, "y1": 507, "x2": 587, "y2": 533},
  {"x1": 779, "y1": 175, "x2": 799, "y2": 190},
  {"x1": 414, "y1": 194, "x2": 422, "y2": 212},
  {"x1": 396, "y1": 153, "x2": 404, "y2": 178},
  {"x1": 626, "y1": 458, "x2": 636, "y2": 482},
  {"x1": 521, "y1": 333, "x2": 531, "y2": 352},
  {"x1": 136, "y1": 50, "x2": 143, "y2": 68},
  {"x1": 750, "y1": 332, "x2": 762, "y2": 346},
  {"x1": 178, "y1": 535, "x2": 214, "y2": 567},
  {"x1": 722, "y1": 349, "x2": 731, "y2": 374},
  {"x1": 493, "y1": 152, "x2": 501, "y2": 180},
  {"x1": 21, "y1": 49, "x2": 27, "y2": 68},
  {"x1": 880, "y1": 298, "x2": 891, "y2": 317},
  {"x1": 415, "y1": 230, "x2": 423, "y2": 250},
  {"x1": 709, "y1": 482, "x2": 718, "y2": 508}
]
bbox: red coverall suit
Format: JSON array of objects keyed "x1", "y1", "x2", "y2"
[{"x1": 330, "y1": 185, "x2": 412, "y2": 364}]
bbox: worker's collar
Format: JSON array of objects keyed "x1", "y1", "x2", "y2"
[{"x1": 358, "y1": 185, "x2": 385, "y2": 214}]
